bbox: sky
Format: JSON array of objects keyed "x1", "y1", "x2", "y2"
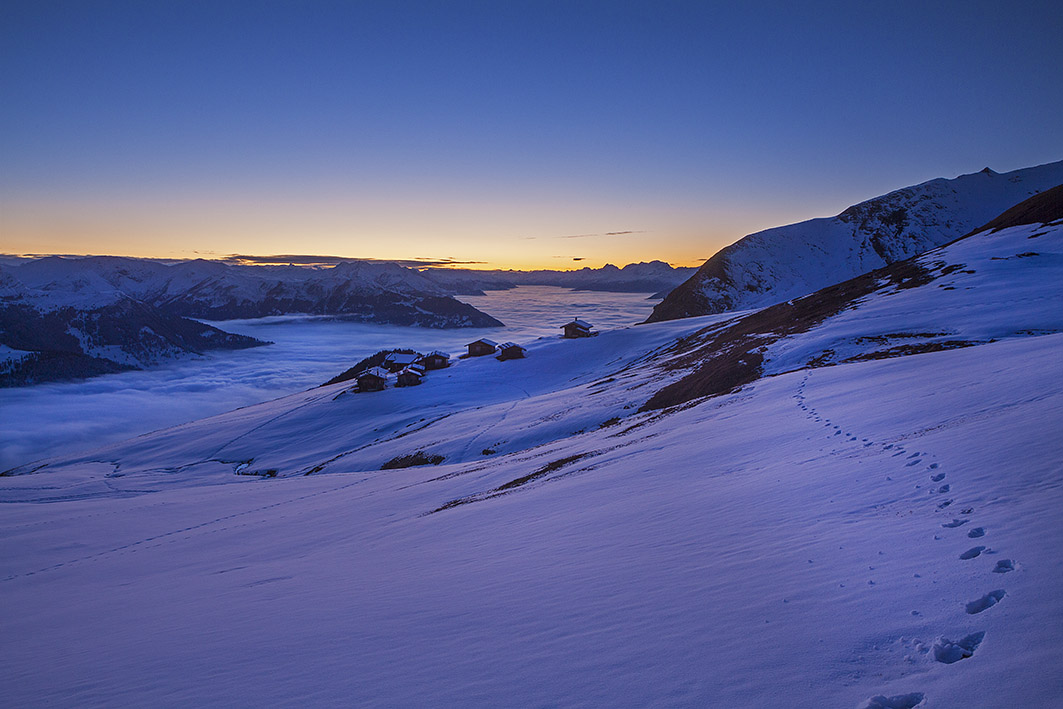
[{"x1": 1, "y1": 1, "x2": 1061, "y2": 270}]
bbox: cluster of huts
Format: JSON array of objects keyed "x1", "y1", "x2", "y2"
[
  {"x1": 354, "y1": 319, "x2": 596, "y2": 393},
  {"x1": 355, "y1": 350, "x2": 450, "y2": 392}
]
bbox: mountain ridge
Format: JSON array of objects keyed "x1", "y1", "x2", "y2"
[{"x1": 647, "y1": 159, "x2": 1063, "y2": 322}]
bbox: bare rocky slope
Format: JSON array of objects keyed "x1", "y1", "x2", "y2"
[{"x1": 647, "y1": 160, "x2": 1063, "y2": 322}]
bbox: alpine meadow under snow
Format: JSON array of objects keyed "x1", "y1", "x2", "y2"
[{"x1": 2, "y1": 180, "x2": 1062, "y2": 706}]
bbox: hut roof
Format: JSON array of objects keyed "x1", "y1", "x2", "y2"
[
  {"x1": 384, "y1": 352, "x2": 419, "y2": 366},
  {"x1": 359, "y1": 367, "x2": 389, "y2": 380},
  {"x1": 562, "y1": 319, "x2": 593, "y2": 329},
  {"x1": 426, "y1": 351, "x2": 450, "y2": 358},
  {"x1": 467, "y1": 338, "x2": 498, "y2": 348},
  {"x1": 499, "y1": 342, "x2": 525, "y2": 351}
]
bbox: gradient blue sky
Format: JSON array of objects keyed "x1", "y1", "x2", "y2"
[{"x1": 2, "y1": 1, "x2": 1061, "y2": 269}]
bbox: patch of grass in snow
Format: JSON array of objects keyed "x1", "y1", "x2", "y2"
[
  {"x1": 381, "y1": 451, "x2": 445, "y2": 470},
  {"x1": 431, "y1": 452, "x2": 593, "y2": 513},
  {"x1": 641, "y1": 258, "x2": 937, "y2": 411},
  {"x1": 495, "y1": 453, "x2": 588, "y2": 491},
  {"x1": 843, "y1": 340, "x2": 982, "y2": 362}
]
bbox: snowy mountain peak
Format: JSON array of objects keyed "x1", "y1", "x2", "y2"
[{"x1": 647, "y1": 159, "x2": 1063, "y2": 322}]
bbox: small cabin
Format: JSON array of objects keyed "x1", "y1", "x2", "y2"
[
  {"x1": 419, "y1": 351, "x2": 450, "y2": 370},
  {"x1": 561, "y1": 318, "x2": 595, "y2": 339},
  {"x1": 497, "y1": 342, "x2": 526, "y2": 361},
  {"x1": 356, "y1": 367, "x2": 388, "y2": 392},
  {"x1": 383, "y1": 351, "x2": 421, "y2": 373},
  {"x1": 395, "y1": 367, "x2": 423, "y2": 387},
  {"x1": 466, "y1": 338, "x2": 498, "y2": 357}
]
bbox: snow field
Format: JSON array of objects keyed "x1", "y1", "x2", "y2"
[
  {"x1": 2, "y1": 333, "x2": 1060, "y2": 707},
  {"x1": 2, "y1": 219, "x2": 1061, "y2": 706}
]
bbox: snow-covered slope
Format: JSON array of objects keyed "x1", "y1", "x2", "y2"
[
  {"x1": 1, "y1": 210, "x2": 1061, "y2": 706},
  {"x1": 0, "y1": 267, "x2": 266, "y2": 387},
  {"x1": 648, "y1": 159, "x2": 1063, "y2": 322},
  {"x1": 8, "y1": 256, "x2": 504, "y2": 326}
]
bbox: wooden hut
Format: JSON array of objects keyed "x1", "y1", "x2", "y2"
[
  {"x1": 466, "y1": 338, "x2": 498, "y2": 357},
  {"x1": 356, "y1": 367, "x2": 388, "y2": 392},
  {"x1": 561, "y1": 318, "x2": 594, "y2": 338},
  {"x1": 383, "y1": 351, "x2": 420, "y2": 373},
  {"x1": 419, "y1": 351, "x2": 450, "y2": 370},
  {"x1": 395, "y1": 367, "x2": 424, "y2": 387},
  {"x1": 497, "y1": 342, "x2": 527, "y2": 361}
]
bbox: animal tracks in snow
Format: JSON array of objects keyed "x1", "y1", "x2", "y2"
[
  {"x1": 959, "y1": 546, "x2": 987, "y2": 560},
  {"x1": 965, "y1": 589, "x2": 1006, "y2": 615},
  {"x1": 795, "y1": 371, "x2": 1019, "y2": 705},
  {"x1": 960, "y1": 548, "x2": 990, "y2": 561},
  {"x1": 932, "y1": 631, "x2": 985, "y2": 664},
  {"x1": 858, "y1": 693, "x2": 926, "y2": 709}
]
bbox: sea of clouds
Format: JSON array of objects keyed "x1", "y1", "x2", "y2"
[{"x1": 0, "y1": 287, "x2": 658, "y2": 470}]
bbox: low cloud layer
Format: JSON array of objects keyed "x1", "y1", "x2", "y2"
[{"x1": 1, "y1": 290, "x2": 658, "y2": 471}]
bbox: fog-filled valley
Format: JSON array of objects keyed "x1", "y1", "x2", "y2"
[{"x1": 0, "y1": 287, "x2": 656, "y2": 471}]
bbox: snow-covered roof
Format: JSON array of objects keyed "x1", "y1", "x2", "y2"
[
  {"x1": 385, "y1": 352, "x2": 419, "y2": 365},
  {"x1": 467, "y1": 338, "x2": 497, "y2": 347},
  {"x1": 359, "y1": 367, "x2": 389, "y2": 379},
  {"x1": 562, "y1": 319, "x2": 593, "y2": 329},
  {"x1": 499, "y1": 342, "x2": 525, "y2": 350},
  {"x1": 425, "y1": 351, "x2": 450, "y2": 359},
  {"x1": 398, "y1": 367, "x2": 423, "y2": 377}
]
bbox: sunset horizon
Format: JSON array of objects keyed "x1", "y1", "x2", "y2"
[{"x1": 3, "y1": 2, "x2": 1062, "y2": 707}]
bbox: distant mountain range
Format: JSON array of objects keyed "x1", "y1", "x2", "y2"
[
  {"x1": 5, "y1": 256, "x2": 505, "y2": 325},
  {"x1": 421, "y1": 261, "x2": 697, "y2": 297},
  {"x1": 0, "y1": 257, "x2": 505, "y2": 386},
  {"x1": 647, "y1": 159, "x2": 1063, "y2": 322},
  {"x1": 0, "y1": 255, "x2": 692, "y2": 387}
]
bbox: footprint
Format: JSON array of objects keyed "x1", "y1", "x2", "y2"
[
  {"x1": 858, "y1": 693, "x2": 926, "y2": 709},
  {"x1": 905, "y1": 459, "x2": 923, "y2": 467},
  {"x1": 937, "y1": 484, "x2": 950, "y2": 494},
  {"x1": 993, "y1": 559, "x2": 1015, "y2": 573},
  {"x1": 937, "y1": 499, "x2": 954, "y2": 509},
  {"x1": 941, "y1": 519, "x2": 968, "y2": 528},
  {"x1": 965, "y1": 590, "x2": 1005, "y2": 614},
  {"x1": 930, "y1": 473, "x2": 946, "y2": 482},
  {"x1": 967, "y1": 527, "x2": 985, "y2": 538},
  {"x1": 959, "y1": 546, "x2": 986, "y2": 560},
  {"x1": 933, "y1": 631, "x2": 985, "y2": 663},
  {"x1": 907, "y1": 453, "x2": 920, "y2": 459},
  {"x1": 928, "y1": 463, "x2": 939, "y2": 470}
]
